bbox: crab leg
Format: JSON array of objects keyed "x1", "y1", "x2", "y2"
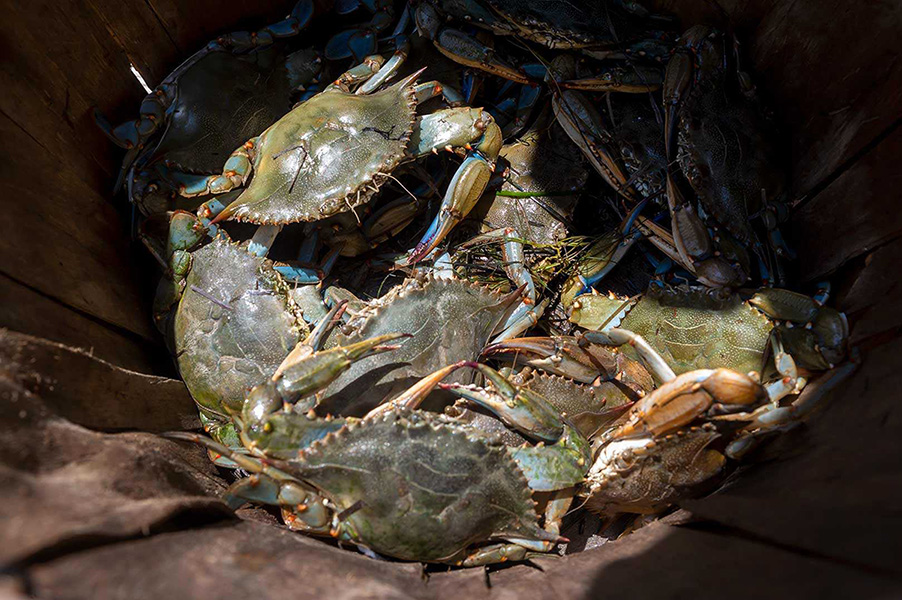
[
  {"x1": 269, "y1": 333, "x2": 411, "y2": 405},
  {"x1": 414, "y1": 3, "x2": 535, "y2": 85},
  {"x1": 174, "y1": 138, "x2": 257, "y2": 199},
  {"x1": 163, "y1": 432, "x2": 332, "y2": 531},
  {"x1": 583, "y1": 328, "x2": 676, "y2": 384},
  {"x1": 560, "y1": 202, "x2": 651, "y2": 305},
  {"x1": 483, "y1": 335, "x2": 640, "y2": 386},
  {"x1": 459, "y1": 228, "x2": 547, "y2": 342},
  {"x1": 558, "y1": 64, "x2": 663, "y2": 93},
  {"x1": 323, "y1": 0, "x2": 395, "y2": 60},
  {"x1": 725, "y1": 359, "x2": 858, "y2": 459},
  {"x1": 357, "y1": 37, "x2": 410, "y2": 94},
  {"x1": 405, "y1": 111, "x2": 502, "y2": 263},
  {"x1": 95, "y1": 0, "x2": 315, "y2": 191}
]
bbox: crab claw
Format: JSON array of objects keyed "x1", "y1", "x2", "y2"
[
  {"x1": 366, "y1": 361, "x2": 471, "y2": 418},
  {"x1": 609, "y1": 368, "x2": 767, "y2": 441},
  {"x1": 270, "y1": 332, "x2": 412, "y2": 405},
  {"x1": 439, "y1": 362, "x2": 565, "y2": 443},
  {"x1": 482, "y1": 337, "x2": 614, "y2": 383},
  {"x1": 407, "y1": 110, "x2": 502, "y2": 264}
]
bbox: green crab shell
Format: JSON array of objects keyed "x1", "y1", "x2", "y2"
[
  {"x1": 317, "y1": 277, "x2": 513, "y2": 416},
  {"x1": 522, "y1": 372, "x2": 634, "y2": 438},
  {"x1": 473, "y1": 119, "x2": 586, "y2": 245},
  {"x1": 225, "y1": 78, "x2": 418, "y2": 224},
  {"x1": 174, "y1": 237, "x2": 308, "y2": 417},
  {"x1": 572, "y1": 287, "x2": 773, "y2": 376},
  {"x1": 291, "y1": 410, "x2": 546, "y2": 563}
]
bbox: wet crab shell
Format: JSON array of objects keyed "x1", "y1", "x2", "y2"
[
  {"x1": 673, "y1": 28, "x2": 788, "y2": 246},
  {"x1": 222, "y1": 77, "x2": 418, "y2": 225},
  {"x1": 571, "y1": 286, "x2": 774, "y2": 377},
  {"x1": 583, "y1": 423, "x2": 724, "y2": 515},
  {"x1": 316, "y1": 276, "x2": 514, "y2": 417},
  {"x1": 174, "y1": 236, "x2": 308, "y2": 418},
  {"x1": 520, "y1": 371, "x2": 635, "y2": 438},
  {"x1": 148, "y1": 46, "x2": 322, "y2": 176},
  {"x1": 285, "y1": 409, "x2": 546, "y2": 563}
]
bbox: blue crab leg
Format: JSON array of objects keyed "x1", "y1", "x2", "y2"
[
  {"x1": 406, "y1": 109, "x2": 503, "y2": 263},
  {"x1": 174, "y1": 138, "x2": 256, "y2": 199},
  {"x1": 329, "y1": 54, "x2": 387, "y2": 91},
  {"x1": 271, "y1": 333, "x2": 411, "y2": 404},
  {"x1": 458, "y1": 538, "x2": 559, "y2": 567},
  {"x1": 479, "y1": 227, "x2": 549, "y2": 337},
  {"x1": 583, "y1": 328, "x2": 676, "y2": 383},
  {"x1": 558, "y1": 64, "x2": 663, "y2": 93},
  {"x1": 725, "y1": 359, "x2": 858, "y2": 459},
  {"x1": 366, "y1": 361, "x2": 470, "y2": 417},
  {"x1": 163, "y1": 432, "x2": 332, "y2": 531},
  {"x1": 357, "y1": 36, "x2": 410, "y2": 94},
  {"x1": 552, "y1": 89, "x2": 636, "y2": 201},
  {"x1": 243, "y1": 224, "x2": 323, "y2": 284},
  {"x1": 361, "y1": 197, "x2": 424, "y2": 246},
  {"x1": 274, "y1": 245, "x2": 338, "y2": 286},
  {"x1": 440, "y1": 363, "x2": 565, "y2": 443},
  {"x1": 274, "y1": 300, "x2": 349, "y2": 380},
  {"x1": 440, "y1": 364, "x2": 592, "y2": 491},
  {"x1": 413, "y1": 3, "x2": 535, "y2": 85},
  {"x1": 324, "y1": 0, "x2": 394, "y2": 60},
  {"x1": 560, "y1": 204, "x2": 652, "y2": 306}
]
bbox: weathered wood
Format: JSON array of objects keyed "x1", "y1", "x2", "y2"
[
  {"x1": 0, "y1": 0, "x2": 179, "y2": 194},
  {"x1": 0, "y1": 112, "x2": 157, "y2": 341},
  {"x1": 25, "y1": 517, "x2": 901, "y2": 600},
  {"x1": 790, "y1": 125, "x2": 902, "y2": 280},
  {"x1": 837, "y1": 237, "x2": 902, "y2": 346},
  {"x1": 0, "y1": 328, "x2": 195, "y2": 432},
  {"x1": 0, "y1": 373, "x2": 223, "y2": 567},
  {"x1": 0, "y1": 275, "x2": 161, "y2": 373}
]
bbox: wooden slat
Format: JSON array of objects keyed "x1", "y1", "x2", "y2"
[
  {"x1": 0, "y1": 329, "x2": 195, "y2": 432},
  {"x1": 790, "y1": 126, "x2": 902, "y2": 280},
  {"x1": 836, "y1": 236, "x2": 902, "y2": 346},
  {"x1": 0, "y1": 274, "x2": 161, "y2": 373},
  {"x1": 0, "y1": 0, "x2": 181, "y2": 194},
  {"x1": 0, "y1": 112, "x2": 156, "y2": 341}
]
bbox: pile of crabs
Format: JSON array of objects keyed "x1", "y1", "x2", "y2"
[{"x1": 100, "y1": 0, "x2": 854, "y2": 567}]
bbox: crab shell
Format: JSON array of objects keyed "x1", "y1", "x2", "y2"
[
  {"x1": 518, "y1": 371, "x2": 635, "y2": 438},
  {"x1": 174, "y1": 236, "x2": 309, "y2": 418},
  {"x1": 149, "y1": 46, "x2": 322, "y2": 175},
  {"x1": 449, "y1": 0, "x2": 667, "y2": 50},
  {"x1": 282, "y1": 409, "x2": 548, "y2": 563},
  {"x1": 571, "y1": 286, "x2": 773, "y2": 377},
  {"x1": 582, "y1": 423, "x2": 724, "y2": 515},
  {"x1": 220, "y1": 77, "x2": 418, "y2": 225},
  {"x1": 316, "y1": 276, "x2": 514, "y2": 417},
  {"x1": 470, "y1": 117, "x2": 587, "y2": 245},
  {"x1": 672, "y1": 27, "x2": 788, "y2": 246}
]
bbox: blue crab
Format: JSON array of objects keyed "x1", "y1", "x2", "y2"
[
  {"x1": 413, "y1": 0, "x2": 674, "y2": 89},
  {"x1": 95, "y1": 1, "x2": 323, "y2": 214},
  {"x1": 578, "y1": 327, "x2": 858, "y2": 515},
  {"x1": 569, "y1": 285, "x2": 849, "y2": 376},
  {"x1": 175, "y1": 50, "x2": 503, "y2": 265},
  {"x1": 312, "y1": 269, "x2": 536, "y2": 417},
  {"x1": 166, "y1": 347, "x2": 591, "y2": 566},
  {"x1": 662, "y1": 26, "x2": 791, "y2": 287}
]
